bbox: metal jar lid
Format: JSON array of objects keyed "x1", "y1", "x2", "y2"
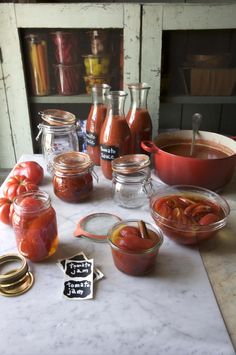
[
  {"x1": 39, "y1": 109, "x2": 76, "y2": 126},
  {"x1": 0, "y1": 253, "x2": 34, "y2": 297},
  {"x1": 112, "y1": 154, "x2": 150, "y2": 174},
  {"x1": 53, "y1": 151, "x2": 94, "y2": 175}
]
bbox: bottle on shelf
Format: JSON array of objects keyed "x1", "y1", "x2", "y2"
[
  {"x1": 126, "y1": 83, "x2": 152, "y2": 154},
  {"x1": 100, "y1": 91, "x2": 131, "y2": 180},
  {"x1": 86, "y1": 83, "x2": 111, "y2": 165}
]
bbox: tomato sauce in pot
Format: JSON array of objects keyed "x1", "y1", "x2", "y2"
[{"x1": 161, "y1": 143, "x2": 230, "y2": 159}]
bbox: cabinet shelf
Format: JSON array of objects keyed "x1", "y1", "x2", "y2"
[
  {"x1": 29, "y1": 94, "x2": 92, "y2": 105},
  {"x1": 160, "y1": 95, "x2": 236, "y2": 104}
]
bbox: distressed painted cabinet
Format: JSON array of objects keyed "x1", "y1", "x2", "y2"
[
  {"x1": 141, "y1": 3, "x2": 236, "y2": 135},
  {"x1": 0, "y1": 2, "x2": 140, "y2": 168}
]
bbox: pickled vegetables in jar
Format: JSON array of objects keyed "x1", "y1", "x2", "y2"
[
  {"x1": 25, "y1": 34, "x2": 50, "y2": 96},
  {"x1": 12, "y1": 191, "x2": 58, "y2": 262}
]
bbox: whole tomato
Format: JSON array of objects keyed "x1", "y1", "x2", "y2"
[
  {"x1": 0, "y1": 197, "x2": 14, "y2": 225},
  {"x1": 3, "y1": 175, "x2": 39, "y2": 200},
  {"x1": 13, "y1": 161, "x2": 44, "y2": 185}
]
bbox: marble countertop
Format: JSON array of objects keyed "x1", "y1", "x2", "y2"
[{"x1": 0, "y1": 155, "x2": 235, "y2": 355}]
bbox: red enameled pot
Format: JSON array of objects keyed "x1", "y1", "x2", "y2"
[{"x1": 141, "y1": 130, "x2": 236, "y2": 191}]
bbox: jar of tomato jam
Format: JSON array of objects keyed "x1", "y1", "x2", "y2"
[
  {"x1": 12, "y1": 191, "x2": 58, "y2": 262},
  {"x1": 52, "y1": 151, "x2": 97, "y2": 203}
]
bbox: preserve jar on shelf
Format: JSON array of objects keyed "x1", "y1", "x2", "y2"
[
  {"x1": 25, "y1": 33, "x2": 50, "y2": 96},
  {"x1": 54, "y1": 63, "x2": 81, "y2": 95},
  {"x1": 112, "y1": 154, "x2": 152, "y2": 208},
  {"x1": 50, "y1": 31, "x2": 79, "y2": 65},
  {"x1": 100, "y1": 91, "x2": 131, "y2": 180},
  {"x1": 52, "y1": 151, "x2": 97, "y2": 203},
  {"x1": 36, "y1": 109, "x2": 79, "y2": 173},
  {"x1": 86, "y1": 83, "x2": 110, "y2": 166},
  {"x1": 87, "y1": 30, "x2": 109, "y2": 55},
  {"x1": 126, "y1": 83, "x2": 152, "y2": 154},
  {"x1": 12, "y1": 191, "x2": 58, "y2": 262}
]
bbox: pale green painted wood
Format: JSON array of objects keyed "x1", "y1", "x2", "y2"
[
  {"x1": 141, "y1": 5, "x2": 163, "y2": 137},
  {"x1": 0, "y1": 3, "x2": 33, "y2": 167},
  {"x1": 163, "y1": 3, "x2": 236, "y2": 30}
]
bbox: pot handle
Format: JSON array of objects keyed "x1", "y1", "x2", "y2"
[{"x1": 141, "y1": 140, "x2": 159, "y2": 154}]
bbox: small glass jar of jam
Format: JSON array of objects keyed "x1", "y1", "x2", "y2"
[
  {"x1": 52, "y1": 151, "x2": 97, "y2": 203},
  {"x1": 12, "y1": 191, "x2": 58, "y2": 262},
  {"x1": 112, "y1": 154, "x2": 152, "y2": 208}
]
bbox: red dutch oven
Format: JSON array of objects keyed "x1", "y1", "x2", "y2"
[{"x1": 141, "y1": 130, "x2": 236, "y2": 191}]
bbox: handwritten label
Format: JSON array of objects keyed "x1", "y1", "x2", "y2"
[
  {"x1": 63, "y1": 259, "x2": 94, "y2": 300},
  {"x1": 86, "y1": 131, "x2": 98, "y2": 147},
  {"x1": 100, "y1": 144, "x2": 119, "y2": 161}
]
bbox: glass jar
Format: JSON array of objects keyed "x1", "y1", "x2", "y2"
[
  {"x1": 126, "y1": 83, "x2": 152, "y2": 154},
  {"x1": 36, "y1": 109, "x2": 79, "y2": 173},
  {"x1": 50, "y1": 31, "x2": 79, "y2": 65},
  {"x1": 25, "y1": 34, "x2": 50, "y2": 96},
  {"x1": 86, "y1": 83, "x2": 110, "y2": 166},
  {"x1": 54, "y1": 64, "x2": 81, "y2": 95},
  {"x1": 112, "y1": 154, "x2": 152, "y2": 208},
  {"x1": 12, "y1": 191, "x2": 58, "y2": 262},
  {"x1": 100, "y1": 91, "x2": 131, "y2": 180},
  {"x1": 52, "y1": 151, "x2": 97, "y2": 203}
]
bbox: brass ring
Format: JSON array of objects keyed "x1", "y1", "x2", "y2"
[{"x1": 0, "y1": 253, "x2": 34, "y2": 296}]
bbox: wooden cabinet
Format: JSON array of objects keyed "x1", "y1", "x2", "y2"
[{"x1": 1, "y1": 2, "x2": 236, "y2": 168}]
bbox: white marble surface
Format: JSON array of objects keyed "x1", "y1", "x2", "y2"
[{"x1": 0, "y1": 155, "x2": 234, "y2": 355}]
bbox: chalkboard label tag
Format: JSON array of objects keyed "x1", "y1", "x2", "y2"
[
  {"x1": 86, "y1": 131, "x2": 99, "y2": 147},
  {"x1": 100, "y1": 144, "x2": 119, "y2": 161},
  {"x1": 63, "y1": 259, "x2": 94, "y2": 300}
]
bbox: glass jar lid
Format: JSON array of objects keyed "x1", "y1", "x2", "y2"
[
  {"x1": 39, "y1": 109, "x2": 76, "y2": 126},
  {"x1": 112, "y1": 154, "x2": 150, "y2": 174},
  {"x1": 53, "y1": 152, "x2": 93, "y2": 174}
]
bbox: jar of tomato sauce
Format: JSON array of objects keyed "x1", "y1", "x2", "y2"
[
  {"x1": 52, "y1": 151, "x2": 97, "y2": 203},
  {"x1": 100, "y1": 91, "x2": 131, "y2": 179},
  {"x1": 126, "y1": 83, "x2": 152, "y2": 154},
  {"x1": 86, "y1": 83, "x2": 110, "y2": 166},
  {"x1": 12, "y1": 191, "x2": 58, "y2": 262}
]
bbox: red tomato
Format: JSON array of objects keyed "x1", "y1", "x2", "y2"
[
  {"x1": 119, "y1": 226, "x2": 141, "y2": 238},
  {"x1": 0, "y1": 197, "x2": 14, "y2": 225},
  {"x1": 13, "y1": 161, "x2": 44, "y2": 185},
  {"x1": 3, "y1": 175, "x2": 39, "y2": 200}
]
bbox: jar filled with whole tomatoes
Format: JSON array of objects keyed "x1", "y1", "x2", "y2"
[
  {"x1": 12, "y1": 191, "x2": 58, "y2": 262},
  {"x1": 112, "y1": 154, "x2": 152, "y2": 208},
  {"x1": 52, "y1": 151, "x2": 97, "y2": 203}
]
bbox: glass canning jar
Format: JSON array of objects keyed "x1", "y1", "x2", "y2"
[
  {"x1": 12, "y1": 191, "x2": 58, "y2": 262},
  {"x1": 36, "y1": 109, "x2": 79, "y2": 173},
  {"x1": 52, "y1": 151, "x2": 97, "y2": 203},
  {"x1": 111, "y1": 154, "x2": 152, "y2": 208}
]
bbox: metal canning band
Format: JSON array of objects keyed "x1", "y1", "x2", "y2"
[{"x1": 0, "y1": 253, "x2": 34, "y2": 296}]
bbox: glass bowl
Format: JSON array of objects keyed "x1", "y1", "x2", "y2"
[
  {"x1": 107, "y1": 219, "x2": 163, "y2": 276},
  {"x1": 150, "y1": 185, "x2": 230, "y2": 245}
]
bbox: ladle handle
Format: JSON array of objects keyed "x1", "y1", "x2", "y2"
[{"x1": 190, "y1": 113, "x2": 202, "y2": 156}]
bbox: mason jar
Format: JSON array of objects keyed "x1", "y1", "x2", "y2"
[
  {"x1": 52, "y1": 151, "x2": 98, "y2": 203},
  {"x1": 12, "y1": 191, "x2": 58, "y2": 262},
  {"x1": 36, "y1": 109, "x2": 79, "y2": 173},
  {"x1": 111, "y1": 154, "x2": 152, "y2": 208}
]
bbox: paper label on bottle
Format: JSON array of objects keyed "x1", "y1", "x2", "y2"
[
  {"x1": 100, "y1": 144, "x2": 119, "y2": 161},
  {"x1": 86, "y1": 131, "x2": 98, "y2": 147}
]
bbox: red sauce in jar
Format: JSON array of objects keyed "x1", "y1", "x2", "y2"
[
  {"x1": 53, "y1": 152, "x2": 94, "y2": 203},
  {"x1": 100, "y1": 115, "x2": 131, "y2": 179},
  {"x1": 126, "y1": 108, "x2": 152, "y2": 154},
  {"x1": 162, "y1": 143, "x2": 229, "y2": 159},
  {"x1": 86, "y1": 103, "x2": 107, "y2": 165}
]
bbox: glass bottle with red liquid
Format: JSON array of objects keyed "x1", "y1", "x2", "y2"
[
  {"x1": 126, "y1": 83, "x2": 152, "y2": 154},
  {"x1": 86, "y1": 83, "x2": 110, "y2": 165},
  {"x1": 100, "y1": 91, "x2": 131, "y2": 180}
]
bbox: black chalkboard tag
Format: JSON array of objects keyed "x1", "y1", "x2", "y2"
[
  {"x1": 63, "y1": 259, "x2": 94, "y2": 300},
  {"x1": 86, "y1": 131, "x2": 99, "y2": 147},
  {"x1": 100, "y1": 144, "x2": 119, "y2": 161}
]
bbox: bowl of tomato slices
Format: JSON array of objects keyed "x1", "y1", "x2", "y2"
[
  {"x1": 108, "y1": 219, "x2": 163, "y2": 276},
  {"x1": 150, "y1": 185, "x2": 230, "y2": 245}
]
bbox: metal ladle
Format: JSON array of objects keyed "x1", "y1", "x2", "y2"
[{"x1": 190, "y1": 113, "x2": 202, "y2": 156}]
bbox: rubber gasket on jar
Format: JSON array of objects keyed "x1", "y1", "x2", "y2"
[
  {"x1": 74, "y1": 212, "x2": 121, "y2": 242},
  {"x1": 0, "y1": 253, "x2": 34, "y2": 297}
]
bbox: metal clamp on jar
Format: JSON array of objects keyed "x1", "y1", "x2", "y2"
[
  {"x1": 111, "y1": 154, "x2": 152, "y2": 208},
  {"x1": 36, "y1": 109, "x2": 79, "y2": 173}
]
